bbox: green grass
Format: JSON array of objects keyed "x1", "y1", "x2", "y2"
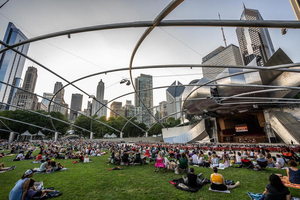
[{"x1": 1, "y1": 151, "x2": 300, "y2": 200}]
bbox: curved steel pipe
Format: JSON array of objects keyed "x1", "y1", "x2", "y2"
[
  {"x1": 1, "y1": 19, "x2": 300, "y2": 54},
  {"x1": 128, "y1": 0, "x2": 184, "y2": 129}
]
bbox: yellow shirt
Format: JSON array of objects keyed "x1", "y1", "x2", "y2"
[{"x1": 211, "y1": 173, "x2": 223, "y2": 184}]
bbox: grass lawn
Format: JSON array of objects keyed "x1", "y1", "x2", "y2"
[{"x1": 1, "y1": 150, "x2": 300, "y2": 200}]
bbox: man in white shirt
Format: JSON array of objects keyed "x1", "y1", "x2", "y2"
[
  {"x1": 275, "y1": 154, "x2": 285, "y2": 168},
  {"x1": 15, "y1": 151, "x2": 24, "y2": 160}
]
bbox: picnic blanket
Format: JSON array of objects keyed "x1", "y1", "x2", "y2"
[
  {"x1": 281, "y1": 176, "x2": 300, "y2": 189},
  {"x1": 169, "y1": 178, "x2": 204, "y2": 192},
  {"x1": 247, "y1": 192, "x2": 263, "y2": 200},
  {"x1": 107, "y1": 167, "x2": 123, "y2": 171},
  {"x1": 33, "y1": 168, "x2": 69, "y2": 174},
  {"x1": 209, "y1": 187, "x2": 230, "y2": 193}
]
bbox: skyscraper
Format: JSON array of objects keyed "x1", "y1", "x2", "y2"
[
  {"x1": 166, "y1": 81, "x2": 185, "y2": 120},
  {"x1": 110, "y1": 101, "x2": 125, "y2": 118},
  {"x1": 50, "y1": 82, "x2": 68, "y2": 116},
  {"x1": 236, "y1": 5, "x2": 275, "y2": 66},
  {"x1": 290, "y1": 0, "x2": 300, "y2": 20},
  {"x1": 202, "y1": 44, "x2": 243, "y2": 80},
  {"x1": 135, "y1": 74, "x2": 153, "y2": 127},
  {"x1": 0, "y1": 22, "x2": 30, "y2": 110},
  {"x1": 11, "y1": 67, "x2": 38, "y2": 111},
  {"x1": 70, "y1": 93, "x2": 83, "y2": 120},
  {"x1": 92, "y1": 79, "x2": 107, "y2": 118}
]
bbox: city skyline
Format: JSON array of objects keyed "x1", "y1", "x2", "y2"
[{"x1": 0, "y1": 1, "x2": 299, "y2": 114}]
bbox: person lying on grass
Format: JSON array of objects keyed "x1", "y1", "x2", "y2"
[
  {"x1": 210, "y1": 167, "x2": 240, "y2": 191},
  {"x1": 182, "y1": 167, "x2": 205, "y2": 187},
  {"x1": 26, "y1": 178, "x2": 56, "y2": 199},
  {"x1": 0, "y1": 162, "x2": 16, "y2": 171}
]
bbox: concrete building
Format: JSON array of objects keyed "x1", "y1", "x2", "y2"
[
  {"x1": 49, "y1": 82, "x2": 68, "y2": 116},
  {"x1": 290, "y1": 0, "x2": 300, "y2": 20},
  {"x1": 0, "y1": 22, "x2": 30, "y2": 110},
  {"x1": 202, "y1": 44, "x2": 243, "y2": 80},
  {"x1": 10, "y1": 67, "x2": 38, "y2": 111},
  {"x1": 36, "y1": 102, "x2": 47, "y2": 111},
  {"x1": 236, "y1": 5, "x2": 275, "y2": 66},
  {"x1": 110, "y1": 101, "x2": 125, "y2": 118},
  {"x1": 135, "y1": 74, "x2": 153, "y2": 127},
  {"x1": 70, "y1": 93, "x2": 83, "y2": 121},
  {"x1": 166, "y1": 81, "x2": 185, "y2": 120}
]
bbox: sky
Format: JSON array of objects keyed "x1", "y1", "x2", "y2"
[{"x1": 0, "y1": 0, "x2": 299, "y2": 115}]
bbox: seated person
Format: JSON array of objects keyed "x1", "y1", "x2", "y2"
[
  {"x1": 78, "y1": 153, "x2": 84, "y2": 162},
  {"x1": 275, "y1": 154, "x2": 285, "y2": 169},
  {"x1": 122, "y1": 151, "x2": 129, "y2": 165},
  {"x1": 211, "y1": 154, "x2": 219, "y2": 167},
  {"x1": 210, "y1": 167, "x2": 240, "y2": 191},
  {"x1": 241, "y1": 156, "x2": 253, "y2": 168},
  {"x1": 39, "y1": 158, "x2": 50, "y2": 173},
  {"x1": 133, "y1": 151, "x2": 142, "y2": 164},
  {"x1": 26, "y1": 178, "x2": 55, "y2": 199},
  {"x1": 287, "y1": 160, "x2": 300, "y2": 184},
  {"x1": 191, "y1": 152, "x2": 198, "y2": 165},
  {"x1": 182, "y1": 168, "x2": 205, "y2": 187},
  {"x1": 260, "y1": 174, "x2": 291, "y2": 200},
  {"x1": 154, "y1": 152, "x2": 165, "y2": 171},
  {"x1": 235, "y1": 152, "x2": 242, "y2": 164},
  {"x1": 35, "y1": 153, "x2": 43, "y2": 161},
  {"x1": 266, "y1": 153, "x2": 276, "y2": 168},
  {"x1": 163, "y1": 156, "x2": 169, "y2": 169},
  {"x1": 178, "y1": 153, "x2": 188, "y2": 172},
  {"x1": 14, "y1": 151, "x2": 24, "y2": 161},
  {"x1": 25, "y1": 150, "x2": 34, "y2": 160},
  {"x1": 222, "y1": 154, "x2": 229, "y2": 167},
  {"x1": 257, "y1": 154, "x2": 267, "y2": 162},
  {"x1": 0, "y1": 163, "x2": 16, "y2": 171}
]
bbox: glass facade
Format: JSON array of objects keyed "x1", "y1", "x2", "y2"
[{"x1": 0, "y1": 22, "x2": 30, "y2": 110}]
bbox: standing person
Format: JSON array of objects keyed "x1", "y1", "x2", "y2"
[
  {"x1": 210, "y1": 167, "x2": 240, "y2": 191},
  {"x1": 260, "y1": 174, "x2": 291, "y2": 200},
  {"x1": 9, "y1": 169, "x2": 34, "y2": 200}
]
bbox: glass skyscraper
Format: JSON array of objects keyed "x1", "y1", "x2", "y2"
[
  {"x1": 135, "y1": 74, "x2": 153, "y2": 127},
  {"x1": 0, "y1": 22, "x2": 30, "y2": 110},
  {"x1": 236, "y1": 6, "x2": 275, "y2": 66}
]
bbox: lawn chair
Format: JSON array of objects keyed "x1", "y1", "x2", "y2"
[
  {"x1": 257, "y1": 160, "x2": 268, "y2": 170},
  {"x1": 241, "y1": 160, "x2": 254, "y2": 169}
]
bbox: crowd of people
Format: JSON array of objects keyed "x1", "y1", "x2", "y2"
[{"x1": 1, "y1": 139, "x2": 300, "y2": 199}]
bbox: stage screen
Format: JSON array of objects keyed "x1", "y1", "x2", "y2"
[{"x1": 235, "y1": 124, "x2": 248, "y2": 132}]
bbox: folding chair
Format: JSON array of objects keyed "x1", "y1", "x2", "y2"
[
  {"x1": 257, "y1": 160, "x2": 268, "y2": 170},
  {"x1": 241, "y1": 160, "x2": 254, "y2": 169}
]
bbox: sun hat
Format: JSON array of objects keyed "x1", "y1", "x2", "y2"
[{"x1": 25, "y1": 169, "x2": 33, "y2": 176}]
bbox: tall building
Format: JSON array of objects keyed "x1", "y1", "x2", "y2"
[
  {"x1": 91, "y1": 79, "x2": 107, "y2": 118},
  {"x1": 236, "y1": 5, "x2": 275, "y2": 66},
  {"x1": 166, "y1": 81, "x2": 185, "y2": 120},
  {"x1": 135, "y1": 74, "x2": 153, "y2": 127},
  {"x1": 0, "y1": 22, "x2": 30, "y2": 110},
  {"x1": 202, "y1": 44, "x2": 243, "y2": 80},
  {"x1": 10, "y1": 67, "x2": 38, "y2": 111},
  {"x1": 110, "y1": 101, "x2": 125, "y2": 118},
  {"x1": 70, "y1": 93, "x2": 83, "y2": 121},
  {"x1": 290, "y1": 0, "x2": 300, "y2": 20},
  {"x1": 41, "y1": 92, "x2": 54, "y2": 109},
  {"x1": 124, "y1": 100, "x2": 136, "y2": 117},
  {"x1": 50, "y1": 82, "x2": 68, "y2": 116}
]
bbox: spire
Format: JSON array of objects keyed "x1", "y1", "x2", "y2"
[
  {"x1": 243, "y1": 2, "x2": 246, "y2": 10},
  {"x1": 218, "y1": 13, "x2": 227, "y2": 47}
]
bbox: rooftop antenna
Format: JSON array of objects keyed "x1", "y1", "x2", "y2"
[{"x1": 218, "y1": 13, "x2": 227, "y2": 47}]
